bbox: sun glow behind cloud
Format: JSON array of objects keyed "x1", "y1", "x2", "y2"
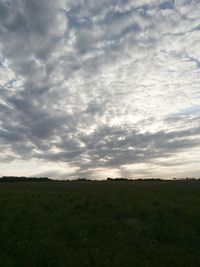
[{"x1": 0, "y1": 0, "x2": 200, "y2": 179}]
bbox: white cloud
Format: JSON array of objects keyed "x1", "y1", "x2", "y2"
[{"x1": 0, "y1": 0, "x2": 200, "y2": 179}]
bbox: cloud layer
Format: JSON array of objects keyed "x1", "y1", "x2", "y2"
[{"x1": 0, "y1": 0, "x2": 200, "y2": 179}]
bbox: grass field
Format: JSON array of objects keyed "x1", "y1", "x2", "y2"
[{"x1": 0, "y1": 181, "x2": 200, "y2": 267}]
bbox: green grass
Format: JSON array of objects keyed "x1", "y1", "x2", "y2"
[{"x1": 0, "y1": 181, "x2": 200, "y2": 266}]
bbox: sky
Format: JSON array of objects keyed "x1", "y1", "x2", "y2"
[{"x1": 0, "y1": 0, "x2": 200, "y2": 180}]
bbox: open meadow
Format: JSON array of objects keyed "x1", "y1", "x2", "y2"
[{"x1": 0, "y1": 180, "x2": 200, "y2": 267}]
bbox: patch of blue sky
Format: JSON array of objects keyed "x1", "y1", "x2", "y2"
[
  {"x1": 187, "y1": 56, "x2": 200, "y2": 68},
  {"x1": 192, "y1": 25, "x2": 200, "y2": 32},
  {"x1": 159, "y1": 0, "x2": 175, "y2": 10},
  {"x1": 0, "y1": 57, "x2": 8, "y2": 68},
  {"x1": 177, "y1": 105, "x2": 200, "y2": 116},
  {"x1": 0, "y1": 57, "x2": 6, "y2": 68}
]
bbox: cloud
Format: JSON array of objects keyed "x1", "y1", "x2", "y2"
[{"x1": 0, "y1": 0, "x2": 200, "y2": 178}]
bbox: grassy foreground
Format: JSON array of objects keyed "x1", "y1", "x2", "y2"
[{"x1": 0, "y1": 181, "x2": 200, "y2": 267}]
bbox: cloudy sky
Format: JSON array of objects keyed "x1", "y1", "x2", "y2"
[{"x1": 0, "y1": 0, "x2": 200, "y2": 179}]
